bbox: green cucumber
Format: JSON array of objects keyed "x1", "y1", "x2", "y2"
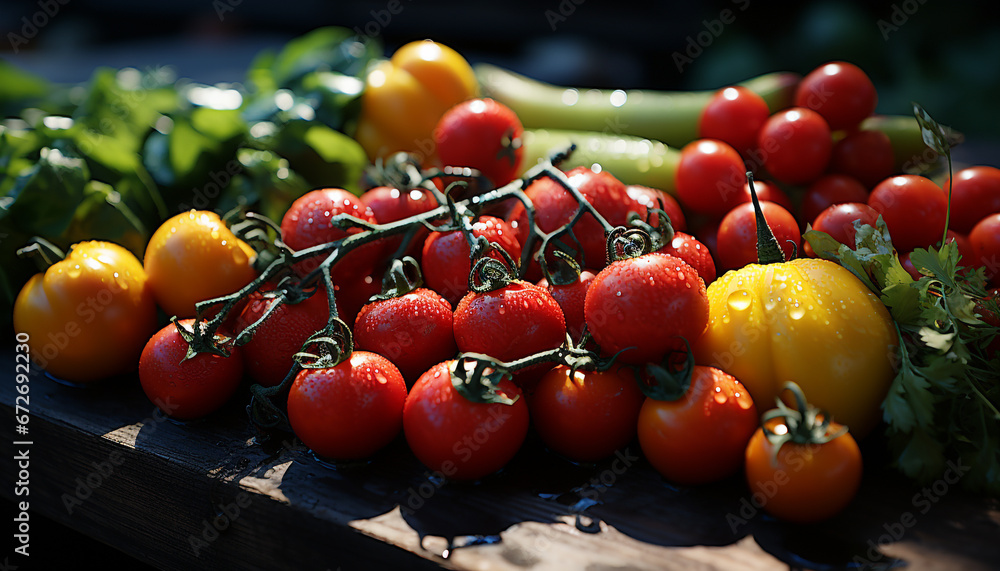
[
  {"x1": 859, "y1": 115, "x2": 963, "y2": 173},
  {"x1": 520, "y1": 129, "x2": 681, "y2": 195},
  {"x1": 477, "y1": 63, "x2": 800, "y2": 149}
]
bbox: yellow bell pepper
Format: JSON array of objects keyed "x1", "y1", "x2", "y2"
[{"x1": 354, "y1": 40, "x2": 478, "y2": 163}]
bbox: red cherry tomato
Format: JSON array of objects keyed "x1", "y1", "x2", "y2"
[
  {"x1": 287, "y1": 351, "x2": 407, "y2": 460},
  {"x1": 800, "y1": 174, "x2": 869, "y2": 226},
  {"x1": 716, "y1": 201, "x2": 801, "y2": 271},
  {"x1": 734, "y1": 179, "x2": 793, "y2": 212},
  {"x1": 280, "y1": 188, "x2": 382, "y2": 281},
  {"x1": 656, "y1": 231, "x2": 717, "y2": 285},
  {"x1": 537, "y1": 270, "x2": 597, "y2": 343},
  {"x1": 434, "y1": 98, "x2": 524, "y2": 188},
  {"x1": 757, "y1": 107, "x2": 832, "y2": 185},
  {"x1": 944, "y1": 166, "x2": 1000, "y2": 234},
  {"x1": 868, "y1": 175, "x2": 947, "y2": 253},
  {"x1": 354, "y1": 287, "x2": 457, "y2": 385},
  {"x1": 138, "y1": 319, "x2": 244, "y2": 420},
  {"x1": 638, "y1": 366, "x2": 758, "y2": 485},
  {"x1": 360, "y1": 186, "x2": 439, "y2": 260},
  {"x1": 699, "y1": 86, "x2": 771, "y2": 155},
  {"x1": 626, "y1": 185, "x2": 687, "y2": 232},
  {"x1": 421, "y1": 215, "x2": 522, "y2": 306},
  {"x1": 795, "y1": 61, "x2": 878, "y2": 131},
  {"x1": 675, "y1": 139, "x2": 747, "y2": 217},
  {"x1": 808, "y1": 202, "x2": 881, "y2": 255},
  {"x1": 830, "y1": 129, "x2": 895, "y2": 189},
  {"x1": 530, "y1": 365, "x2": 645, "y2": 463},
  {"x1": 403, "y1": 360, "x2": 529, "y2": 480},
  {"x1": 970, "y1": 213, "x2": 1000, "y2": 287},
  {"x1": 585, "y1": 253, "x2": 709, "y2": 364}
]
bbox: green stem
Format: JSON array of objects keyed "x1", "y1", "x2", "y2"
[
  {"x1": 942, "y1": 152, "x2": 954, "y2": 247},
  {"x1": 746, "y1": 172, "x2": 785, "y2": 265},
  {"x1": 16, "y1": 237, "x2": 66, "y2": 270}
]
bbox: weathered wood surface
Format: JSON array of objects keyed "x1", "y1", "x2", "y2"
[{"x1": 2, "y1": 350, "x2": 998, "y2": 571}]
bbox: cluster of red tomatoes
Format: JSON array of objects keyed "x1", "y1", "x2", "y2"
[
  {"x1": 17, "y1": 60, "x2": 999, "y2": 526},
  {"x1": 682, "y1": 61, "x2": 1000, "y2": 286}
]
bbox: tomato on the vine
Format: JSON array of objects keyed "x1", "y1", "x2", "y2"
[
  {"x1": 236, "y1": 287, "x2": 330, "y2": 388},
  {"x1": 138, "y1": 319, "x2": 244, "y2": 420},
  {"x1": 403, "y1": 360, "x2": 529, "y2": 480},
  {"x1": 537, "y1": 270, "x2": 597, "y2": 343},
  {"x1": 585, "y1": 251, "x2": 709, "y2": 364},
  {"x1": 14, "y1": 240, "x2": 157, "y2": 383},
  {"x1": 287, "y1": 351, "x2": 407, "y2": 460},
  {"x1": 757, "y1": 107, "x2": 831, "y2": 185},
  {"x1": 360, "y1": 186, "x2": 439, "y2": 260},
  {"x1": 795, "y1": 61, "x2": 877, "y2": 131},
  {"x1": 508, "y1": 166, "x2": 646, "y2": 270},
  {"x1": 531, "y1": 365, "x2": 645, "y2": 462},
  {"x1": 354, "y1": 285, "x2": 457, "y2": 385},
  {"x1": 656, "y1": 231, "x2": 716, "y2": 285},
  {"x1": 434, "y1": 98, "x2": 524, "y2": 188},
  {"x1": 626, "y1": 185, "x2": 687, "y2": 232},
  {"x1": 280, "y1": 188, "x2": 381, "y2": 282},
  {"x1": 144, "y1": 210, "x2": 257, "y2": 319},
  {"x1": 421, "y1": 215, "x2": 522, "y2": 306},
  {"x1": 638, "y1": 365, "x2": 758, "y2": 485}
]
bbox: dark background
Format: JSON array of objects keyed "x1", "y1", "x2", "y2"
[
  {"x1": 2, "y1": 0, "x2": 999, "y2": 568},
  {"x1": 3, "y1": 0, "x2": 1000, "y2": 141}
]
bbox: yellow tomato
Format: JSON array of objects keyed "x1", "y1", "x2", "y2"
[
  {"x1": 13, "y1": 241, "x2": 157, "y2": 383},
  {"x1": 143, "y1": 210, "x2": 257, "y2": 318},
  {"x1": 693, "y1": 258, "x2": 896, "y2": 437},
  {"x1": 354, "y1": 40, "x2": 478, "y2": 162}
]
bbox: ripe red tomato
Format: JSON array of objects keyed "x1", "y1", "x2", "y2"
[
  {"x1": 807, "y1": 202, "x2": 881, "y2": 255},
  {"x1": 693, "y1": 218, "x2": 721, "y2": 261},
  {"x1": 333, "y1": 270, "x2": 384, "y2": 327},
  {"x1": 280, "y1": 188, "x2": 382, "y2": 282},
  {"x1": 354, "y1": 287, "x2": 457, "y2": 385},
  {"x1": 829, "y1": 129, "x2": 895, "y2": 189},
  {"x1": 656, "y1": 231, "x2": 717, "y2": 285},
  {"x1": 453, "y1": 280, "x2": 566, "y2": 390},
  {"x1": 403, "y1": 360, "x2": 529, "y2": 480},
  {"x1": 716, "y1": 200, "x2": 800, "y2": 271},
  {"x1": 287, "y1": 351, "x2": 407, "y2": 460},
  {"x1": 699, "y1": 86, "x2": 771, "y2": 155},
  {"x1": 421, "y1": 215, "x2": 522, "y2": 306},
  {"x1": 531, "y1": 365, "x2": 645, "y2": 462},
  {"x1": 626, "y1": 185, "x2": 687, "y2": 232},
  {"x1": 138, "y1": 319, "x2": 244, "y2": 420},
  {"x1": 360, "y1": 186, "x2": 439, "y2": 260},
  {"x1": 794, "y1": 61, "x2": 878, "y2": 131},
  {"x1": 757, "y1": 107, "x2": 832, "y2": 185},
  {"x1": 585, "y1": 253, "x2": 709, "y2": 364},
  {"x1": 675, "y1": 139, "x2": 746, "y2": 217},
  {"x1": 800, "y1": 174, "x2": 869, "y2": 226},
  {"x1": 745, "y1": 417, "x2": 862, "y2": 523},
  {"x1": 537, "y1": 270, "x2": 597, "y2": 343},
  {"x1": 944, "y1": 166, "x2": 1000, "y2": 234},
  {"x1": 637, "y1": 366, "x2": 758, "y2": 485},
  {"x1": 868, "y1": 175, "x2": 947, "y2": 253},
  {"x1": 435, "y1": 98, "x2": 524, "y2": 188},
  {"x1": 507, "y1": 166, "x2": 646, "y2": 270},
  {"x1": 236, "y1": 287, "x2": 330, "y2": 387},
  {"x1": 970, "y1": 214, "x2": 1000, "y2": 287}
]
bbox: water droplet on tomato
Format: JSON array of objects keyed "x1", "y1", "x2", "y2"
[
  {"x1": 727, "y1": 290, "x2": 751, "y2": 311},
  {"x1": 789, "y1": 305, "x2": 805, "y2": 320}
]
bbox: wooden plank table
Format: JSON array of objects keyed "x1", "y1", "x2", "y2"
[{"x1": 2, "y1": 350, "x2": 998, "y2": 571}]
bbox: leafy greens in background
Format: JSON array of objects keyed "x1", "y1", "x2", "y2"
[{"x1": 0, "y1": 27, "x2": 380, "y2": 326}]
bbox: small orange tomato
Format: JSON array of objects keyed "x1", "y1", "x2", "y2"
[
  {"x1": 143, "y1": 210, "x2": 257, "y2": 318},
  {"x1": 743, "y1": 382, "x2": 863, "y2": 523}
]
